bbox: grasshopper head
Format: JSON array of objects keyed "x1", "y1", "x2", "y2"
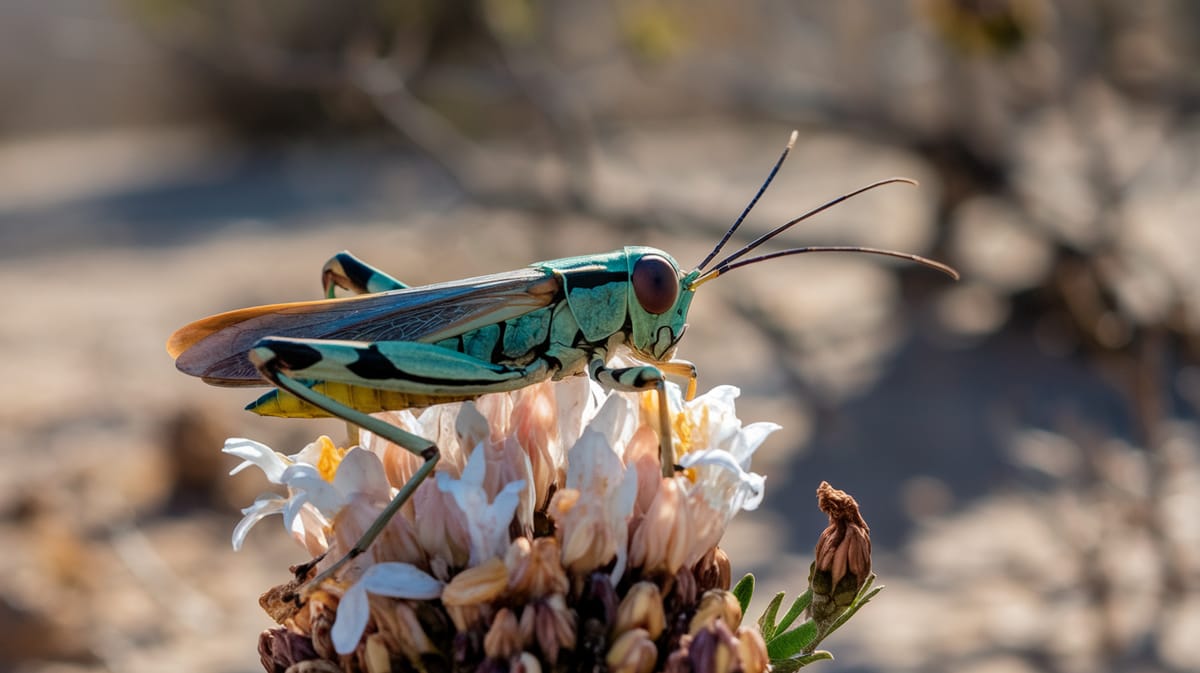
[{"x1": 625, "y1": 246, "x2": 697, "y2": 361}]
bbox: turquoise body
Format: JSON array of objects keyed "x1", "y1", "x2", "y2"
[{"x1": 242, "y1": 246, "x2": 697, "y2": 417}]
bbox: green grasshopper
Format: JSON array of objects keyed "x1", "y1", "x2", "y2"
[{"x1": 168, "y1": 131, "x2": 956, "y2": 587}]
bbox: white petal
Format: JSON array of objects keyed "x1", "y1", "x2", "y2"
[
  {"x1": 281, "y1": 464, "x2": 346, "y2": 514},
  {"x1": 608, "y1": 466, "x2": 640, "y2": 583},
  {"x1": 360, "y1": 562, "x2": 444, "y2": 599},
  {"x1": 455, "y1": 402, "x2": 490, "y2": 455},
  {"x1": 438, "y1": 445, "x2": 523, "y2": 566},
  {"x1": 697, "y1": 385, "x2": 740, "y2": 409},
  {"x1": 470, "y1": 479, "x2": 525, "y2": 566},
  {"x1": 588, "y1": 393, "x2": 637, "y2": 452},
  {"x1": 231, "y1": 494, "x2": 286, "y2": 550},
  {"x1": 223, "y1": 438, "x2": 290, "y2": 482},
  {"x1": 289, "y1": 437, "x2": 329, "y2": 466},
  {"x1": 282, "y1": 492, "x2": 312, "y2": 538},
  {"x1": 731, "y1": 422, "x2": 781, "y2": 465},
  {"x1": 333, "y1": 447, "x2": 392, "y2": 502},
  {"x1": 680, "y1": 449, "x2": 766, "y2": 511},
  {"x1": 613, "y1": 462, "x2": 640, "y2": 520},
  {"x1": 565, "y1": 428, "x2": 624, "y2": 491},
  {"x1": 555, "y1": 376, "x2": 605, "y2": 449},
  {"x1": 331, "y1": 581, "x2": 371, "y2": 655},
  {"x1": 458, "y1": 440, "x2": 487, "y2": 488}
]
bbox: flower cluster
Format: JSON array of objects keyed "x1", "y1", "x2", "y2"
[{"x1": 231, "y1": 376, "x2": 777, "y2": 673}]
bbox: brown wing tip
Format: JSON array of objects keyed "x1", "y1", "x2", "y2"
[
  {"x1": 166, "y1": 327, "x2": 195, "y2": 359},
  {"x1": 167, "y1": 299, "x2": 324, "y2": 360}
]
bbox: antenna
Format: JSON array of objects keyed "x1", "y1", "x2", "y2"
[{"x1": 696, "y1": 130, "x2": 798, "y2": 272}]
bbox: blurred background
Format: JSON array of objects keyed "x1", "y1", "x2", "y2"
[{"x1": 2, "y1": 1, "x2": 1199, "y2": 672}]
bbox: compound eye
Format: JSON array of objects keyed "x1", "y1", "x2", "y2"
[{"x1": 632, "y1": 254, "x2": 679, "y2": 315}]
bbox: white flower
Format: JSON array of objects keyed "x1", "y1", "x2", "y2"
[
  {"x1": 669, "y1": 384, "x2": 776, "y2": 515},
  {"x1": 331, "y1": 562, "x2": 444, "y2": 654},
  {"x1": 436, "y1": 443, "x2": 526, "y2": 567},
  {"x1": 225, "y1": 437, "x2": 392, "y2": 554},
  {"x1": 655, "y1": 384, "x2": 776, "y2": 566}
]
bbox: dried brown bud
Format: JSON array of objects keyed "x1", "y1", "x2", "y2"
[
  {"x1": 735, "y1": 626, "x2": 769, "y2": 673},
  {"x1": 607, "y1": 628, "x2": 658, "y2": 673},
  {"x1": 667, "y1": 620, "x2": 740, "y2": 673},
  {"x1": 579, "y1": 572, "x2": 619, "y2": 625},
  {"x1": 284, "y1": 586, "x2": 334, "y2": 636},
  {"x1": 307, "y1": 590, "x2": 339, "y2": 660},
  {"x1": 693, "y1": 547, "x2": 732, "y2": 593},
  {"x1": 628, "y1": 478, "x2": 690, "y2": 577},
  {"x1": 484, "y1": 608, "x2": 523, "y2": 660},
  {"x1": 809, "y1": 481, "x2": 872, "y2": 624},
  {"x1": 519, "y1": 594, "x2": 577, "y2": 665},
  {"x1": 613, "y1": 581, "x2": 666, "y2": 639},
  {"x1": 286, "y1": 660, "x2": 343, "y2": 673},
  {"x1": 513, "y1": 651, "x2": 543, "y2": 673},
  {"x1": 443, "y1": 558, "x2": 509, "y2": 630},
  {"x1": 363, "y1": 633, "x2": 391, "y2": 673},
  {"x1": 688, "y1": 590, "x2": 742, "y2": 634},
  {"x1": 258, "y1": 627, "x2": 318, "y2": 673},
  {"x1": 373, "y1": 601, "x2": 435, "y2": 662},
  {"x1": 507, "y1": 537, "x2": 570, "y2": 600}
]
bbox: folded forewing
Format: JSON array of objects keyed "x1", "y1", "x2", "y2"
[{"x1": 169, "y1": 267, "x2": 560, "y2": 385}]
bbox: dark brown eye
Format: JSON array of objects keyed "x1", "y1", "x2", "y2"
[{"x1": 632, "y1": 254, "x2": 679, "y2": 314}]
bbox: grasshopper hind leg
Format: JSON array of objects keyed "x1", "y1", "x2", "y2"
[
  {"x1": 322, "y1": 251, "x2": 409, "y2": 297},
  {"x1": 252, "y1": 352, "x2": 439, "y2": 595}
]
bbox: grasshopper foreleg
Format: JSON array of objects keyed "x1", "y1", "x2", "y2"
[
  {"x1": 322, "y1": 251, "x2": 409, "y2": 298},
  {"x1": 657, "y1": 359, "x2": 698, "y2": 401},
  {"x1": 588, "y1": 359, "x2": 676, "y2": 478}
]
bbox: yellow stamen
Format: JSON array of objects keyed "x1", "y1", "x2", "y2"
[
  {"x1": 640, "y1": 391, "x2": 705, "y2": 481},
  {"x1": 314, "y1": 435, "x2": 347, "y2": 482}
]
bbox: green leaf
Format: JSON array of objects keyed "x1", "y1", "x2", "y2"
[
  {"x1": 771, "y1": 650, "x2": 833, "y2": 673},
  {"x1": 793, "y1": 651, "x2": 834, "y2": 670},
  {"x1": 766, "y1": 620, "x2": 819, "y2": 660},
  {"x1": 732, "y1": 573, "x2": 755, "y2": 617},
  {"x1": 774, "y1": 589, "x2": 812, "y2": 635},
  {"x1": 757, "y1": 591, "x2": 785, "y2": 640},
  {"x1": 771, "y1": 658, "x2": 804, "y2": 673}
]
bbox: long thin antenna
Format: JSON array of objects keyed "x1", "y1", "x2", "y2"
[
  {"x1": 691, "y1": 245, "x2": 960, "y2": 288},
  {"x1": 696, "y1": 130, "x2": 799, "y2": 272},
  {"x1": 706, "y1": 177, "x2": 918, "y2": 274}
]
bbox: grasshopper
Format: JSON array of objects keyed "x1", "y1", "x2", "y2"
[{"x1": 168, "y1": 131, "x2": 956, "y2": 587}]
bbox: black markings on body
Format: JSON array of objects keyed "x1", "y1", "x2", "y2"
[
  {"x1": 263, "y1": 340, "x2": 324, "y2": 371},
  {"x1": 346, "y1": 344, "x2": 502, "y2": 386},
  {"x1": 568, "y1": 269, "x2": 628, "y2": 290},
  {"x1": 337, "y1": 253, "x2": 376, "y2": 289},
  {"x1": 491, "y1": 321, "x2": 508, "y2": 364}
]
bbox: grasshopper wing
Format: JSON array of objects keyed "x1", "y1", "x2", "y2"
[{"x1": 169, "y1": 267, "x2": 560, "y2": 386}]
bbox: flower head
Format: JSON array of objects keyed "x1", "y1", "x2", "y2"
[{"x1": 231, "y1": 377, "x2": 779, "y2": 673}]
